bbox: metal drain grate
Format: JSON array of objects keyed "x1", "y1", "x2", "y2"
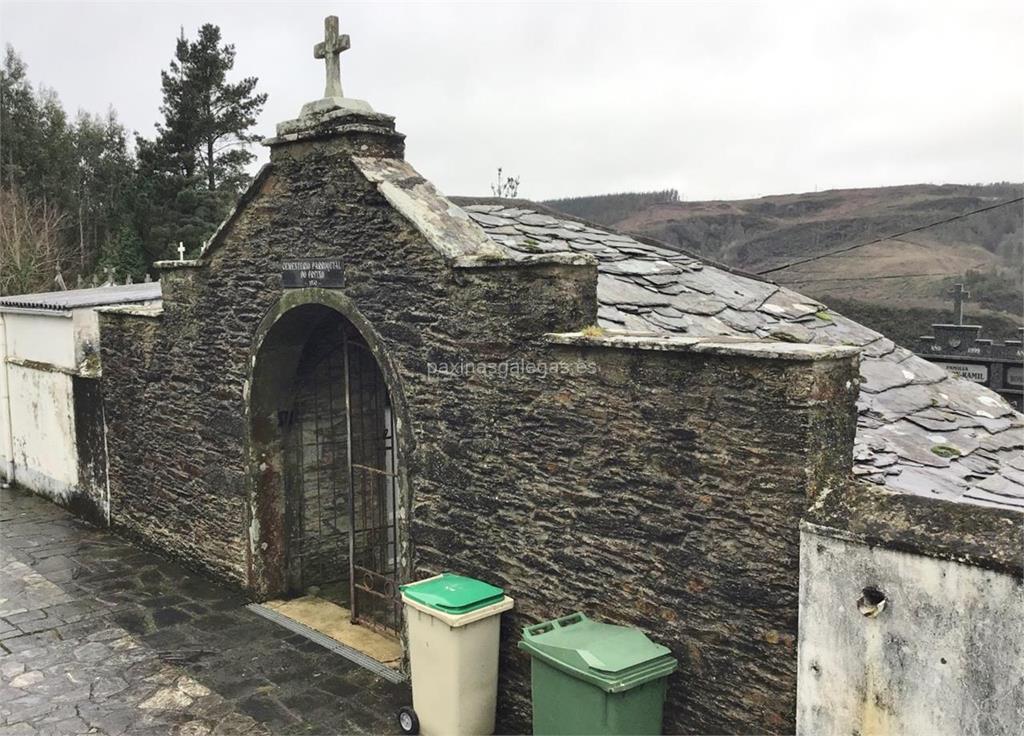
[{"x1": 246, "y1": 603, "x2": 407, "y2": 684}]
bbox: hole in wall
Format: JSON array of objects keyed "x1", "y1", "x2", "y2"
[{"x1": 857, "y1": 586, "x2": 887, "y2": 617}]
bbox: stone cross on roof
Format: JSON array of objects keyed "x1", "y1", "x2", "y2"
[
  {"x1": 275, "y1": 15, "x2": 376, "y2": 133},
  {"x1": 314, "y1": 16, "x2": 350, "y2": 99}
]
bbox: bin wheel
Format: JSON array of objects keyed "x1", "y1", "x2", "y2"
[{"x1": 397, "y1": 706, "x2": 419, "y2": 735}]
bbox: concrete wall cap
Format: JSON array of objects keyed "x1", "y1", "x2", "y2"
[
  {"x1": 95, "y1": 303, "x2": 164, "y2": 318},
  {"x1": 801, "y1": 481, "x2": 1024, "y2": 577},
  {"x1": 154, "y1": 260, "x2": 202, "y2": 270},
  {"x1": 452, "y1": 252, "x2": 597, "y2": 269},
  {"x1": 546, "y1": 331, "x2": 862, "y2": 361}
]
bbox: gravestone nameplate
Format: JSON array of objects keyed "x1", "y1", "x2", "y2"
[{"x1": 944, "y1": 362, "x2": 989, "y2": 383}]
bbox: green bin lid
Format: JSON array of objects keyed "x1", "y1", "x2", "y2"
[
  {"x1": 518, "y1": 613, "x2": 677, "y2": 693},
  {"x1": 400, "y1": 573, "x2": 505, "y2": 615}
]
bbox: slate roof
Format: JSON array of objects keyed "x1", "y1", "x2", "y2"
[
  {"x1": 452, "y1": 198, "x2": 1024, "y2": 513},
  {"x1": 0, "y1": 283, "x2": 162, "y2": 313}
]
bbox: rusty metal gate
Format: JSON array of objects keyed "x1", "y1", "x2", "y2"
[
  {"x1": 282, "y1": 320, "x2": 401, "y2": 637},
  {"x1": 345, "y1": 340, "x2": 401, "y2": 635}
]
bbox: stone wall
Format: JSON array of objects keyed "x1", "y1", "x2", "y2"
[
  {"x1": 99, "y1": 133, "x2": 859, "y2": 734},
  {"x1": 409, "y1": 327, "x2": 858, "y2": 734}
]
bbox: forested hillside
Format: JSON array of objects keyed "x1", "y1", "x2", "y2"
[
  {"x1": 545, "y1": 183, "x2": 1023, "y2": 342},
  {"x1": 544, "y1": 190, "x2": 680, "y2": 225}
]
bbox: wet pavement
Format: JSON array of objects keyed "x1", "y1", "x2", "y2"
[{"x1": 0, "y1": 485, "x2": 409, "y2": 735}]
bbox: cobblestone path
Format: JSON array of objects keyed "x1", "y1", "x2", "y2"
[{"x1": 0, "y1": 486, "x2": 408, "y2": 735}]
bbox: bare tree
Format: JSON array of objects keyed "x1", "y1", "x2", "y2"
[{"x1": 0, "y1": 184, "x2": 70, "y2": 295}]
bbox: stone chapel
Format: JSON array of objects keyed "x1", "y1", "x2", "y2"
[{"x1": 4, "y1": 16, "x2": 1020, "y2": 736}]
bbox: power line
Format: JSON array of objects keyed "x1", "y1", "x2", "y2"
[
  {"x1": 756, "y1": 196, "x2": 1024, "y2": 276},
  {"x1": 782, "y1": 272, "x2": 952, "y2": 285},
  {"x1": 824, "y1": 235, "x2": 946, "y2": 258}
]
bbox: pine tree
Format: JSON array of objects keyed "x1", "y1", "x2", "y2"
[
  {"x1": 0, "y1": 46, "x2": 41, "y2": 191},
  {"x1": 138, "y1": 24, "x2": 267, "y2": 257},
  {"x1": 98, "y1": 224, "x2": 147, "y2": 283},
  {"x1": 1, "y1": 47, "x2": 75, "y2": 213},
  {"x1": 72, "y1": 110, "x2": 134, "y2": 270}
]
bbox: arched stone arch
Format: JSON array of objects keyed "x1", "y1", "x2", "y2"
[{"x1": 244, "y1": 289, "x2": 413, "y2": 634}]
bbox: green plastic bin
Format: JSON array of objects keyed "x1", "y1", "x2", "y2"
[{"x1": 518, "y1": 612, "x2": 677, "y2": 735}]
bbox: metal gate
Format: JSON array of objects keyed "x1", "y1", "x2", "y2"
[
  {"x1": 345, "y1": 340, "x2": 401, "y2": 635},
  {"x1": 282, "y1": 320, "x2": 401, "y2": 637}
]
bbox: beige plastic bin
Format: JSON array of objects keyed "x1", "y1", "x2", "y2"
[{"x1": 399, "y1": 573, "x2": 515, "y2": 736}]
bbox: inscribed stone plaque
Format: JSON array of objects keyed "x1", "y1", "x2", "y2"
[
  {"x1": 942, "y1": 362, "x2": 989, "y2": 384},
  {"x1": 1006, "y1": 366, "x2": 1023, "y2": 388},
  {"x1": 282, "y1": 258, "x2": 345, "y2": 288}
]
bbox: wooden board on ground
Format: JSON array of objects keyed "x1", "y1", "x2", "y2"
[{"x1": 264, "y1": 596, "x2": 403, "y2": 667}]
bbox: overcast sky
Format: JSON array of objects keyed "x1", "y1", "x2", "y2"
[{"x1": 2, "y1": 1, "x2": 1022, "y2": 201}]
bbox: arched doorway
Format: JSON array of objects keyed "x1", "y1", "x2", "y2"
[{"x1": 248, "y1": 299, "x2": 405, "y2": 638}]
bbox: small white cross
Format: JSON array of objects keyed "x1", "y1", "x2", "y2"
[
  {"x1": 178, "y1": 242, "x2": 186, "y2": 262},
  {"x1": 314, "y1": 16, "x2": 350, "y2": 98}
]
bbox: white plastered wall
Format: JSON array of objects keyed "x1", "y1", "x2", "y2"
[
  {"x1": 6, "y1": 363, "x2": 78, "y2": 500},
  {"x1": 0, "y1": 310, "x2": 81, "y2": 501},
  {"x1": 797, "y1": 528, "x2": 1024, "y2": 736},
  {"x1": 4, "y1": 310, "x2": 78, "y2": 368},
  {"x1": 0, "y1": 316, "x2": 10, "y2": 482}
]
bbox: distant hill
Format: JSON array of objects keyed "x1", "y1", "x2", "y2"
[
  {"x1": 544, "y1": 190, "x2": 681, "y2": 224},
  {"x1": 544, "y1": 183, "x2": 1023, "y2": 343}
]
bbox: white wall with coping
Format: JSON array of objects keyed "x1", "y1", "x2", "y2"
[
  {"x1": 0, "y1": 307, "x2": 103, "y2": 502},
  {"x1": 0, "y1": 282, "x2": 159, "y2": 512},
  {"x1": 797, "y1": 528, "x2": 1024, "y2": 735}
]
